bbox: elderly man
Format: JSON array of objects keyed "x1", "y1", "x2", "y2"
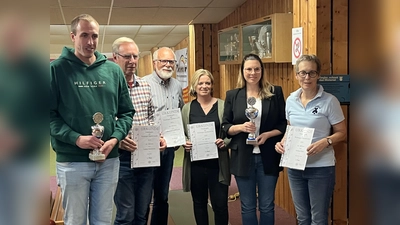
[
  {"x1": 112, "y1": 37, "x2": 166, "y2": 225},
  {"x1": 143, "y1": 47, "x2": 183, "y2": 225}
]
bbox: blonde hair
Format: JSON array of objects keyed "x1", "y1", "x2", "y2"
[
  {"x1": 236, "y1": 53, "x2": 275, "y2": 99},
  {"x1": 189, "y1": 69, "x2": 214, "y2": 97},
  {"x1": 70, "y1": 14, "x2": 99, "y2": 35},
  {"x1": 112, "y1": 37, "x2": 139, "y2": 53}
]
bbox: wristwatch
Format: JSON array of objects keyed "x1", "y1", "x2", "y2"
[{"x1": 326, "y1": 137, "x2": 332, "y2": 146}]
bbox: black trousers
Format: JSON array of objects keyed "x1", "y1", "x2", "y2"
[{"x1": 190, "y1": 163, "x2": 229, "y2": 225}]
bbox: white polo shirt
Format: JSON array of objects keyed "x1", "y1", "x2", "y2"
[{"x1": 285, "y1": 85, "x2": 345, "y2": 167}]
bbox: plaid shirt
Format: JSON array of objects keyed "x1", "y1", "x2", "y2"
[{"x1": 128, "y1": 75, "x2": 155, "y2": 129}]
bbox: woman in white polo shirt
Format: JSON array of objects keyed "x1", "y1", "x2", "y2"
[{"x1": 275, "y1": 54, "x2": 347, "y2": 225}]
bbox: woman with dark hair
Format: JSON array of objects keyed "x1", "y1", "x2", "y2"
[
  {"x1": 181, "y1": 69, "x2": 230, "y2": 225},
  {"x1": 222, "y1": 54, "x2": 286, "y2": 225}
]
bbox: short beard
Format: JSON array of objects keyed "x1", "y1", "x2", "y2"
[{"x1": 156, "y1": 67, "x2": 173, "y2": 80}]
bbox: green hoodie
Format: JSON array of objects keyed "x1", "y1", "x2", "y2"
[{"x1": 50, "y1": 47, "x2": 135, "y2": 162}]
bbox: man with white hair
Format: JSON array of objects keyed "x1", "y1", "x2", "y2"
[{"x1": 143, "y1": 47, "x2": 183, "y2": 225}]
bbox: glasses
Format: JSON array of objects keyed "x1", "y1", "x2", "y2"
[
  {"x1": 116, "y1": 53, "x2": 139, "y2": 60},
  {"x1": 156, "y1": 59, "x2": 177, "y2": 66},
  {"x1": 297, "y1": 70, "x2": 319, "y2": 78},
  {"x1": 244, "y1": 67, "x2": 262, "y2": 73}
]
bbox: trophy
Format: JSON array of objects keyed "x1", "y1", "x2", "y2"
[
  {"x1": 245, "y1": 97, "x2": 259, "y2": 145},
  {"x1": 248, "y1": 36, "x2": 257, "y2": 53},
  {"x1": 89, "y1": 112, "x2": 106, "y2": 161},
  {"x1": 265, "y1": 31, "x2": 272, "y2": 58}
]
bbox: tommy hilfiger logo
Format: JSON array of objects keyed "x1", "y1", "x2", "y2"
[{"x1": 74, "y1": 80, "x2": 106, "y2": 88}]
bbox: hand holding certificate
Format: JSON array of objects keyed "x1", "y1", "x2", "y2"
[
  {"x1": 279, "y1": 125, "x2": 315, "y2": 170},
  {"x1": 131, "y1": 125, "x2": 161, "y2": 168},
  {"x1": 187, "y1": 121, "x2": 219, "y2": 162}
]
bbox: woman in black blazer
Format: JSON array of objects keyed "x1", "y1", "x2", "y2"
[{"x1": 222, "y1": 53, "x2": 286, "y2": 225}]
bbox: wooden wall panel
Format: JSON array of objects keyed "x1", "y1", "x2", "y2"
[
  {"x1": 188, "y1": 25, "x2": 196, "y2": 103},
  {"x1": 137, "y1": 54, "x2": 153, "y2": 77},
  {"x1": 331, "y1": 1, "x2": 349, "y2": 224},
  {"x1": 317, "y1": 0, "x2": 332, "y2": 74},
  {"x1": 193, "y1": 24, "x2": 221, "y2": 98},
  {"x1": 218, "y1": 0, "x2": 292, "y2": 30},
  {"x1": 211, "y1": 24, "x2": 220, "y2": 98}
]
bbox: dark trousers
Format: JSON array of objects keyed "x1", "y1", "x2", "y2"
[
  {"x1": 114, "y1": 161, "x2": 154, "y2": 225},
  {"x1": 190, "y1": 163, "x2": 229, "y2": 225},
  {"x1": 150, "y1": 147, "x2": 175, "y2": 225}
]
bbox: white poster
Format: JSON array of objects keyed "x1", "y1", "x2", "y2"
[
  {"x1": 175, "y1": 48, "x2": 188, "y2": 89},
  {"x1": 292, "y1": 27, "x2": 303, "y2": 65}
]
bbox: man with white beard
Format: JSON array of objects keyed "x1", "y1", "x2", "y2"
[{"x1": 143, "y1": 47, "x2": 183, "y2": 225}]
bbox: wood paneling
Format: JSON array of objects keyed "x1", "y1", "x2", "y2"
[
  {"x1": 193, "y1": 24, "x2": 221, "y2": 98},
  {"x1": 218, "y1": 0, "x2": 292, "y2": 30},
  {"x1": 317, "y1": 0, "x2": 332, "y2": 74},
  {"x1": 137, "y1": 54, "x2": 153, "y2": 77}
]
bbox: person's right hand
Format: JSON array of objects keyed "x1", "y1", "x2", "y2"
[
  {"x1": 76, "y1": 135, "x2": 104, "y2": 150},
  {"x1": 119, "y1": 136, "x2": 137, "y2": 152},
  {"x1": 275, "y1": 140, "x2": 285, "y2": 154},
  {"x1": 183, "y1": 140, "x2": 192, "y2": 152},
  {"x1": 242, "y1": 121, "x2": 256, "y2": 134}
]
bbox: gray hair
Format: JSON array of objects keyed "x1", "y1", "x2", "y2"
[
  {"x1": 112, "y1": 37, "x2": 139, "y2": 53},
  {"x1": 152, "y1": 47, "x2": 176, "y2": 61},
  {"x1": 295, "y1": 54, "x2": 321, "y2": 73}
]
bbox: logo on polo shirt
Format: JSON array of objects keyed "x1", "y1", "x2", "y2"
[{"x1": 312, "y1": 106, "x2": 321, "y2": 114}]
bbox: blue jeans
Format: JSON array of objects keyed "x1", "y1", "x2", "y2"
[
  {"x1": 150, "y1": 147, "x2": 175, "y2": 225},
  {"x1": 56, "y1": 157, "x2": 119, "y2": 225},
  {"x1": 190, "y1": 163, "x2": 229, "y2": 225},
  {"x1": 288, "y1": 166, "x2": 335, "y2": 225},
  {"x1": 114, "y1": 161, "x2": 154, "y2": 225},
  {"x1": 235, "y1": 154, "x2": 278, "y2": 225}
]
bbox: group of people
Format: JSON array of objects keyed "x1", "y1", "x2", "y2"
[{"x1": 50, "y1": 14, "x2": 347, "y2": 225}]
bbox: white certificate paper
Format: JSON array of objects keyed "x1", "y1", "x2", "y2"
[
  {"x1": 279, "y1": 125, "x2": 315, "y2": 170},
  {"x1": 131, "y1": 125, "x2": 161, "y2": 168},
  {"x1": 188, "y1": 121, "x2": 218, "y2": 162},
  {"x1": 154, "y1": 108, "x2": 186, "y2": 147}
]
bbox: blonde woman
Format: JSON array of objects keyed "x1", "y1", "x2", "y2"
[{"x1": 182, "y1": 69, "x2": 230, "y2": 225}]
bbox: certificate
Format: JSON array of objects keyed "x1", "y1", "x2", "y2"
[
  {"x1": 131, "y1": 125, "x2": 161, "y2": 168},
  {"x1": 154, "y1": 108, "x2": 186, "y2": 147},
  {"x1": 188, "y1": 121, "x2": 218, "y2": 162},
  {"x1": 279, "y1": 125, "x2": 315, "y2": 170}
]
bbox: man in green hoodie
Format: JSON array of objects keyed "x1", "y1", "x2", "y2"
[{"x1": 50, "y1": 14, "x2": 135, "y2": 225}]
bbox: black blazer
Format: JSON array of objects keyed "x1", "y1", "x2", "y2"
[{"x1": 222, "y1": 86, "x2": 286, "y2": 177}]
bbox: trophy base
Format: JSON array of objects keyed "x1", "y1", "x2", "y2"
[
  {"x1": 246, "y1": 139, "x2": 258, "y2": 145},
  {"x1": 89, "y1": 153, "x2": 106, "y2": 161}
]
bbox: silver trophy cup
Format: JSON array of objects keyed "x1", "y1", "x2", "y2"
[
  {"x1": 245, "y1": 97, "x2": 259, "y2": 145},
  {"x1": 89, "y1": 112, "x2": 106, "y2": 161}
]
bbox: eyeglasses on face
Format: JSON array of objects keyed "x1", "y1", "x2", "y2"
[
  {"x1": 297, "y1": 70, "x2": 319, "y2": 78},
  {"x1": 244, "y1": 67, "x2": 262, "y2": 73},
  {"x1": 156, "y1": 59, "x2": 177, "y2": 66},
  {"x1": 116, "y1": 53, "x2": 139, "y2": 60}
]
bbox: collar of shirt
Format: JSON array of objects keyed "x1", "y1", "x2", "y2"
[
  {"x1": 127, "y1": 75, "x2": 140, "y2": 89},
  {"x1": 295, "y1": 84, "x2": 324, "y2": 101}
]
